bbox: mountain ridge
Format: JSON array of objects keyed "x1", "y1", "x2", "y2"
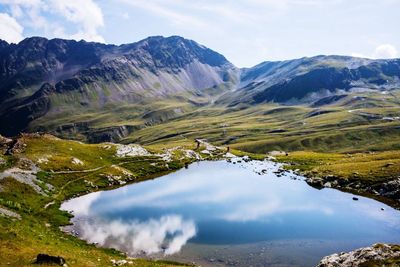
[
  {"x1": 0, "y1": 35, "x2": 399, "y2": 140},
  {"x1": 0, "y1": 35, "x2": 238, "y2": 136}
]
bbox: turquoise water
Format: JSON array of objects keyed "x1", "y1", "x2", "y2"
[{"x1": 61, "y1": 159, "x2": 400, "y2": 266}]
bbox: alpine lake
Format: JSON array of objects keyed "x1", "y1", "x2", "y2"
[{"x1": 61, "y1": 158, "x2": 400, "y2": 266}]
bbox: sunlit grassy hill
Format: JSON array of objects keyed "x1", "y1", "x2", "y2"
[{"x1": 0, "y1": 134, "x2": 228, "y2": 266}]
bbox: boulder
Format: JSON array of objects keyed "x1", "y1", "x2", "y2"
[
  {"x1": 378, "y1": 178, "x2": 400, "y2": 200},
  {"x1": 0, "y1": 134, "x2": 12, "y2": 154}
]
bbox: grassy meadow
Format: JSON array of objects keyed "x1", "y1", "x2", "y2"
[{"x1": 0, "y1": 89, "x2": 399, "y2": 266}]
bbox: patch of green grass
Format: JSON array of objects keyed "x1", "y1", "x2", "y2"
[
  {"x1": 276, "y1": 150, "x2": 400, "y2": 183},
  {"x1": 0, "y1": 155, "x2": 17, "y2": 172},
  {"x1": 0, "y1": 135, "x2": 196, "y2": 266}
]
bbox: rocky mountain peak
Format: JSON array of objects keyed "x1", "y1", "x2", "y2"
[
  {"x1": 0, "y1": 39, "x2": 9, "y2": 51},
  {"x1": 1, "y1": 35, "x2": 398, "y2": 138},
  {"x1": 128, "y1": 35, "x2": 233, "y2": 69}
]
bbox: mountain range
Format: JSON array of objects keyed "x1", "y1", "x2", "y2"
[{"x1": 0, "y1": 36, "x2": 399, "y2": 144}]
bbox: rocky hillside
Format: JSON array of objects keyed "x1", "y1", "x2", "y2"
[
  {"x1": 0, "y1": 36, "x2": 399, "y2": 140},
  {"x1": 0, "y1": 36, "x2": 238, "y2": 136},
  {"x1": 218, "y1": 55, "x2": 400, "y2": 106}
]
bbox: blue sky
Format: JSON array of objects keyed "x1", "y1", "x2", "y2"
[{"x1": 0, "y1": 0, "x2": 398, "y2": 67}]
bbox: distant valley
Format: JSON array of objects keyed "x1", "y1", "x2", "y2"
[{"x1": 0, "y1": 36, "x2": 399, "y2": 153}]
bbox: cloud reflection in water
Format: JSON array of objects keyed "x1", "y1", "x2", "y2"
[
  {"x1": 62, "y1": 160, "x2": 400, "y2": 256},
  {"x1": 77, "y1": 215, "x2": 196, "y2": 256}
]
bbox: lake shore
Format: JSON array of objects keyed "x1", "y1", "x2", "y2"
[{"x1": 1, "y1": 134, "x2": 399, "y2": 266}]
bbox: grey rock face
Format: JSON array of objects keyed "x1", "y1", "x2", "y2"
[
  {"x1": 0, "y1": 36, "x2": 238, "y2": 136},
  {"x1": 317, "y1": 243, "x2": 400, "y2": 267}
]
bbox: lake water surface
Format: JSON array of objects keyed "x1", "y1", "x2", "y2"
[{"x1": 61, "y1": 159, "x2": 400, "y2": 266}]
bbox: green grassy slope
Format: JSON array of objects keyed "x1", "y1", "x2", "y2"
[
  {"x1": 1, "y1": 134, "x2": 225, "y2": 266},
  {"x1": 110, "y1": 90, "x2": 400, "y2": 154}
]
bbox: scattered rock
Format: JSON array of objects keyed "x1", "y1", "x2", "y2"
[
  {"x1": 305, "y1": 173, "x2": 400, "y2": 204},
  {"x1": 0, "y1": 135, "x2": 13, "y2": 148},
  {"x1": 243, "y1": 156, "x2": 251, "y2": 162},
  {"x1": 352, "y1": 197, "x2": 359, "y2": 201},
  {"x1": 184, "y1": 149, "x2": 202, "y2": 160},
  {"x1": 273, "y1": 169, "x2": 285, "y2": 176},
  {"x1": 195, "y1": 139, "x2": 224, "y2": 154},
  {"x1": 305, "y1": 177, "x2": 325, "y2": 188},
  {"x1": 0, "y1": 159, "x2": 48, "y2": 195},
  {"x1": 116, "y1": 144, "x2": 151, "y2": 157},
  {"x1": 201, "y1": 149, "x2": 211, "y2": 155},
  {"x1": 44, "y1": 201, "x2": 55, "y2": 209},
  {"x1": 111, "y1": 259, "x2": 133, "y2": 266},
  {"x1": 268, "y1": 151, "x2": 287, "y2": 156},
  {"x1": 0, "y1": 207, "x2": 21, "y2": 220},
  {"x1": 377, "y1": 178, "x2": 400, "y2": 199},
  {"x1": 5, "y1": 137, "x2": 26, "y2": 155},
  {"x1": 196, "y1": 139, "x2": 218, "y2": 151},
  {"x1": 224, "y1": 152, "x2": 236, "y2": 158},
  {"x1": 37, "y1": 156, "x2": 51, "y2": 164},
  {"x1": 317, "y1": 243, "x2": 400, "y2": 267},
  {"x1": 156, "y1": 148, "x2": 175, "y2": 162},
  {"x1": 71, "y1": 158, "x2": 84, "y2": 165},
  {"x1": 102, "y1": 144, "x2": 112, "y2": 150},
  {"x1": 112, "y1": 165, "x2": 133, "y2": 177},
  {"x1": 35, "y1": 254, "x2": 66, "y2": 266}
]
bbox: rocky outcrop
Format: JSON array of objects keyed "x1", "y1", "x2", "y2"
[
  {"x1": 0, "y1": 134, "x2": 12, "y2": 154},
  {"x1": 0, "y1": 154, "x2": 54, "y2": 195},
  {"x1": 377, "y1": 178, "x2": 400, "y2": 200},
  {"x1": 0, "y1": 207, "x2": 21, "y2": 220},
  {"x1": 317, "y1": 243, "x2": 400, "y2": 267},
  {"x1": 305, "y1": 175, "x2": 400, "y2": 208}
]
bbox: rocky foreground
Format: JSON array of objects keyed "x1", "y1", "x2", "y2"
[
  {"x1": 317, "y1": 243, "x2": 400, "y2": 267},
  {"x1": 306, "y1": 175, "x2": 400, "y2": 209},
  {"x1": 275, "y1": 151, "x2": 400, "y2": 210}
]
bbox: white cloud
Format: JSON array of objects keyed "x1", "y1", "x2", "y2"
[
  {"x1": 49, "y1": 0, "x2": 105, "y2": 42},
  {"x1": 0, "y1": 0, "x2": 105, "y2": 43},
  {"x1": 0, "y1": 0, "x2": 42, "y2": 5},
  {"x1": 372, "y1": 44, "x2": 398, "y2": 59},
  {"x1": 0, "y1": 13, "x2": 24, "y2": 43},
  {"x1": 352, "y1": 44, "x2": 399, "y2": 59},
  {"x1": 0, "y1": 0, "x2": 45, "y2": 23},
  {"x1": 9, "y1": 5, "x2": 23, "y2": 18}
]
